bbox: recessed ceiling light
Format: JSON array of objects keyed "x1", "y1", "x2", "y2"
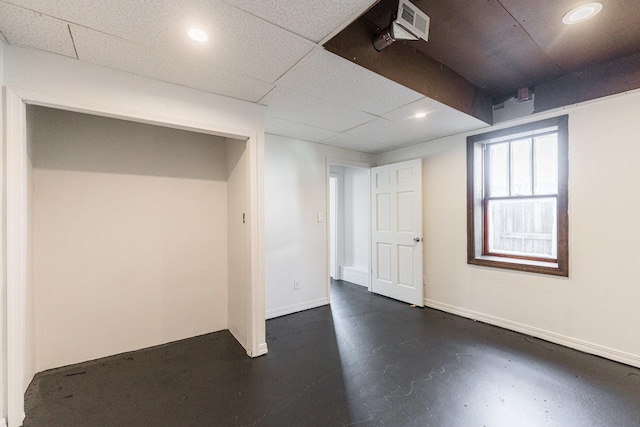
[
  {"x1": 562, "y1": 2, "x2": 603, "y2": 24},
  {"x1": 414, "y1": 112, "x2": 427, "y2": 118},
  {"x1": 188, "y1": 28, "x2": 208, "y2": 42}
]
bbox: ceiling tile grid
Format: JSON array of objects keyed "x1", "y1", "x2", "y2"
[
  {"x1": 46, "y1": 0, "x2": 316, "y2": 83},
  {"x1": 276, "y1": 47, "x2": 424, "y2": 115},
  {"x1": 0, "y1": 0, "x2": 540, "y2": 154},
  {"x1": 265, "y1": 116, "x2": 338, "y2": 143},
  {"x1": 70, "y1": 25, "x2": 274, "y2": 102},
  {"x1": 0, "y1": 1, "x2": 76, "y2": 58},
  {"x1": 321, "y1": 132, "x2": 395, "y2": 153},
  {"x1": 0, "y1": 0, "x2": 60, "y2": 15},
  {"x1": 261, "y1": 86, "x2": 377, "y2": 133},
  {"x1": 334, "y1": 118, "x2": 429, "y2": 147},
  {"x1": 222, "y1": 0, "x2": 377, "y2": 43},
  {"x1": 381, "y1": 98, "x2": 488, "y2": 139}
]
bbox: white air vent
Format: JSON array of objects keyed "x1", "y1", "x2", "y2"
[{"x1": 396, "y1": 0, "x2": 430, "y2": 41}]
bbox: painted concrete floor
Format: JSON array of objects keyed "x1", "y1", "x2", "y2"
[{"x1": 24, "y1": 280, "x2": 640, "y2": 426}]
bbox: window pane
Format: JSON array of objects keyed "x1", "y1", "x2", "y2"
[
  {"x1": 511, "y1": 138, "x2": 532, "y2": 196},
  {"x1": 534, "y1": 134, "x2": 558, "y2": 195},
  {"x1": 488, "y1": 198, "x2": 557, "y2": 259},
  {"x1": 489, "y1": 143, "x2": 509, "y2": 197}
]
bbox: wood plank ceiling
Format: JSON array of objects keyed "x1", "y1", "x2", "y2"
[{"x1": 325, "y1": 0, "x2": 640, "y2": 121}]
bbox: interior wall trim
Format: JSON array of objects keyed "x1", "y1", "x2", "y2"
[
  {"x1": 424, "y1": 299, "x2": 640, "y2": 369},
  {"x1": 341, "y1": 267, "x2": 369, "y2": 287},
  {"x1": 266, "y1": 298, "x2": 329, "y2": 320},
  {"x1": 255, "y1": 343, "x2": 269, "y2": 357}
]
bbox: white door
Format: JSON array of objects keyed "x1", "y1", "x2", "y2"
[{"x1": 371, "y1": 159, "x2": 423, "y2": 306}]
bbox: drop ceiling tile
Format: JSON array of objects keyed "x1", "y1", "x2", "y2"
[
  {"x1": 381, "y1": 96, "x2": 444, "y2": 121},
  {"x1": 382, "y1": 97, "x2": 489, "y2": 140},
  {"x1": 262, "y1": 86, "x2": 376, "y2": 132},
  {"x1": 265, "y1": 116, "x2": 338, "y2": 143},
  {"x1": 276, "y1": 48, "x2": 424, "y2": 115},
  {"x1": 71, "y1": 25, "x2": 273, "y2": 102},
  {"x1": 223, "y1": 0, "x2": 376, "y2": 43},
  {"x1": 321, "y1": 133, "x2": 394, "y2": 153},
  {"x1": 1, "y1": 0, "x2": 60, "y2": 15},
  {"x1": 339, "y1": 118, "x2": 430, "y2": 147},
  {"x1": 0, "y1": 2, "x2": 76, "y2": 57},
  {"x1": 55, "y1": 0, "x2": 315, "y2": 83}
]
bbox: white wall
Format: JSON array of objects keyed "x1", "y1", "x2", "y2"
[
  {"x1": 342, "y1": 167, "x2": 370, "y2": 286},
  {"x1": 30, "y1": 107, "x2": 230, "y2": 371},
  {"x1": 264, "y1": 135, "x2": 373, "y2": 318},
  {"x1": 0, "y1": 41, "x2": 6, "y2": 425},
  {"x1": 375, "y1": 89, "x2": 640, "y2": 367},
  {"x1": 226, "y1": 138, "x2": 250, "y2": 348}
]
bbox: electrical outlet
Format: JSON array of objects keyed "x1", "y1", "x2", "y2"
[{"x1": 294, "y1": 280, "x2": 300, "y2": 290}]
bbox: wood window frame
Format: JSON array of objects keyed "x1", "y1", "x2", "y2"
[{"x1": 467, "y1": 115, "x2": 569, "y2": 277}]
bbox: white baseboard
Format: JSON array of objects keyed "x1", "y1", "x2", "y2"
[
  {"x1": 266, "y1": 297, "x2": 329, "y2": 319},
  {"x1": 0, "y1": 417, "x2": 7, "y2": 427},
  {"x1": 341, "y1": 267, "x2": 369, "y2": 287},
  {"x1": 254, "y1": 343, "x2": 268, "y2": 357},
  {"x1": 247, "y1": 342, "x2": 268, "y2": 358},
  {"x1": 425, "y1": 298, "x2": 640, "y2": 369}
]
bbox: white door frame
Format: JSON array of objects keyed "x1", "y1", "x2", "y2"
[
  {"x1": 4, "y1": 87, "x2": 267, "y2": 427},
  {"x1": 329, "y1": 173, "x2": 341, "y2": 280},
  {"x1": 325, "y1": 159, "x2": 372, "y2": 303}
]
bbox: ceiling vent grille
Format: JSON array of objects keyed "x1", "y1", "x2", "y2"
[
  {"x1": 396, "y1": 0, "x2": 430, "y2": 42},
  {"x1": 373, "y1": 0, "x2": 430, "y2": 51}
]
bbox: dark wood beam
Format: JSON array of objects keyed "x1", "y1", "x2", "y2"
[
  {"x1": 323, "y1": 18, "x2": 494, "y2": 124},
  {"x1": 534, "y1": 52, "x2": 640, "y2": 114}
]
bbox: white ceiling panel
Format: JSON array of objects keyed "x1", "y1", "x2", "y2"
[
  {"x1": 338, "y1": 118, "x2": 431, "y2": 147},
  {"x1": 382, "y1": 97, "x2": 489, "y2": 139},
  {"x1": 0, "y1": 0, "x2": 60, "y2": 15},
  {"x1": 0, "y1": 2, "x2": 76, "y2": 58},
  {"x1": 321, "y1": 132, "x2": 394, "y2": 153},
  {"x1": 55, "y1": 0, "x2": 315, "y2": 83},
  {"x1": 265, "y1": 116, "x2": 338, "y2": 143},
  {"x1": 262, "y1": 86, "x2": 376, "y2": 132},
  {"x1": 71, "y1": 25, "x2": 273, "y2": 102},
  {"x1": 222, "y1": 0, "x2": 376, "y2": 43},
  {"x1": 276, "y1": 48, "x2": 424, "y2": 115}
]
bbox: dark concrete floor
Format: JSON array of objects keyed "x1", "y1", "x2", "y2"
[{"x1": 24, "y1": 280, "x2": 640, "y2": 426}]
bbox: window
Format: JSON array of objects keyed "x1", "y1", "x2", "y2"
[{"x1": 467, "y1": 115, "x2": 568, "y2": 276}]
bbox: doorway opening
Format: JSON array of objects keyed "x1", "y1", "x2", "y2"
[
  {"x1": 327, "y1": 159, "x2": 424, "y2": 307},
  {"x1": 328, "y1": 163, "x2": 371, "y2": 296},
  {"x1": 5, "y1": 87, "x2": 266, "y2": 427},
  {"x1": 26, "y1": 106, "x2": 254, "y2": 373}
]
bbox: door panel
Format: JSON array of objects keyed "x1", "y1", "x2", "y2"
[
  {"x1": 377, "y1": 243, "x2": 392, "y2": 282},
  {"x1": 371, "y1": 159, "x2": 423, "y2": 306}
]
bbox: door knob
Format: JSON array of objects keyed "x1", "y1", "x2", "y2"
[{"x1": 413, "y1": 237, "x2": 422, "y2": 243}]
